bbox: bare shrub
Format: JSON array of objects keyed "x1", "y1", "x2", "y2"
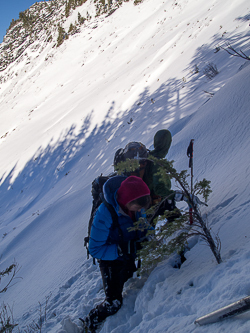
[
  {"x1": 203, "y1": 63, "x2": 219, "y2": 80},
  {"x1": 0, "y1": 303, "x2": 17, "y2": 332}
]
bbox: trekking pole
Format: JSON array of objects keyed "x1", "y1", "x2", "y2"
[{"x1": 187, "y1": 139, "x2": 194, "y2": 224}]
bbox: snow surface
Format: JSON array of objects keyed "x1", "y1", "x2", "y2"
[{"x1": 0, "y1": 0, "x2": 250, "y2": 332}]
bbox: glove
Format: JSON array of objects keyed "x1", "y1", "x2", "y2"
[
  {"x1": 175, "y1": 191, "x2": 207, "y2": 207},
  {"x1": 175, "y1": 191, "x2": 184, "y2": 202},
  {"x1": 145, "y1": 234, "x2": 155, "y2": 242},
  {"x1": 190, "y1": 195, "x2": 207, "y2": 207}
]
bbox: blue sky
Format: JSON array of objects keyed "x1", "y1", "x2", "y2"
[{"x1": 0, "y1": 1, "x2": 48, "y2": 43}]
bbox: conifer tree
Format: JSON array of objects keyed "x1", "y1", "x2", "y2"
[
  {"x1": 57, "y1": 26, "x2": 67, "y2": 47},
  {"x1": 116, "y1": 155, "x2": 222, "y2": 273}
]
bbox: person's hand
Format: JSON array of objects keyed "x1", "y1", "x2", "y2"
[{"x1": 175, "y1": 191, "x2": 207, "y2": 207}]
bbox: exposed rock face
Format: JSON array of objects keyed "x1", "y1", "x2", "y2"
[{"x1": 0, "y1": 0, "x2": 126, "y2": 77}]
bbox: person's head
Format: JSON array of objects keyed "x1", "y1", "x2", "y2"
[
  {"x1": 117, "y1": 176, "x2": 151, "y2": 212},
  {"x1": 151, "y1": 129, "x2": 172, "y2": 158}
]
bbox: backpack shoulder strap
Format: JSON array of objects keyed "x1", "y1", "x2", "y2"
[{"x1": 103, "y1": 200, "x2": 123, "y2": 239}]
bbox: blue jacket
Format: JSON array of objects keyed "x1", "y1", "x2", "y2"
[{"x1": 89, "y1": 176, "x2": 150, "y2": 261}]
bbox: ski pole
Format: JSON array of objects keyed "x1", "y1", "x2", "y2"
[{"x1": 187, "y1": 139, "x2": 194, "y2": 224}]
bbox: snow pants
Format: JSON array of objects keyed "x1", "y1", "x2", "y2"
[
  {"x1": 100, "y1": 256, "x2": 136, "y2": 303},
  {"x1": 86, "y1": 256, "x2": 136, "y2": 330}
]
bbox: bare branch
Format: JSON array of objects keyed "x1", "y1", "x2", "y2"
[
  {"x1": 0, "y1": 303, "x2": 18, "y2": 332},
  {"x1": 219, "y1": 43, "x2": 250, "y2": 61},
  {"x1": 0, "y1": 261, "x2": 22, "y2": 294}
]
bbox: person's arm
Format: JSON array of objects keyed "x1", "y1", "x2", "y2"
[{"x1": 89, "y1": 203, "x2": 119, "y2": 260}]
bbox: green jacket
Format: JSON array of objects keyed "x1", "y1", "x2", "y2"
[{"x1": 144, "y1": 129, "x2": 174, "y2": 200}]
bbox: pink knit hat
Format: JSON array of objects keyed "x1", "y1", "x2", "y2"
[{"x1": 117, "y1": 176, "x2": 150, "y2": 207}]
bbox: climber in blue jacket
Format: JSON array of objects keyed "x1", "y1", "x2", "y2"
[{"x1": 85, "y1": 175, "x2": 152, "y2": 332}]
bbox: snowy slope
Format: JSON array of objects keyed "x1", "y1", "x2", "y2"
[{"x1": 0, "y1": 0, "x2": 250, "y2": 332}]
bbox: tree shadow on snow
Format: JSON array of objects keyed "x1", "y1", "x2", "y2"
[{"x1": 0, "y1": 25, "x2": 249, "y2": 231}]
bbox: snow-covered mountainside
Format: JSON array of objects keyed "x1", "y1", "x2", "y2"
[{"x1": 0, "y1": 0, "x2": 250, "y2": 332}]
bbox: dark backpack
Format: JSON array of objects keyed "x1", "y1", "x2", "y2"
[{"x1": 114, "y1": 142, "x2": 149, "y2": 167}]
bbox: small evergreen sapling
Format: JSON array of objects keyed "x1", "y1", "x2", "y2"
[
  {"x1": 116, "y1": 156, "x2": 222, "y2": 273},
  {"x1": 131, "y1": 211, "x2": 189, "y2": 274},
  {"x1": 150, "y1": 156, "x2": 221, "y2": 264}
]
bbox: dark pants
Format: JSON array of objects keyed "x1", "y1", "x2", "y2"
[{"x1": 86, "y1": 256, "x2": 136, "y2": 330}]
